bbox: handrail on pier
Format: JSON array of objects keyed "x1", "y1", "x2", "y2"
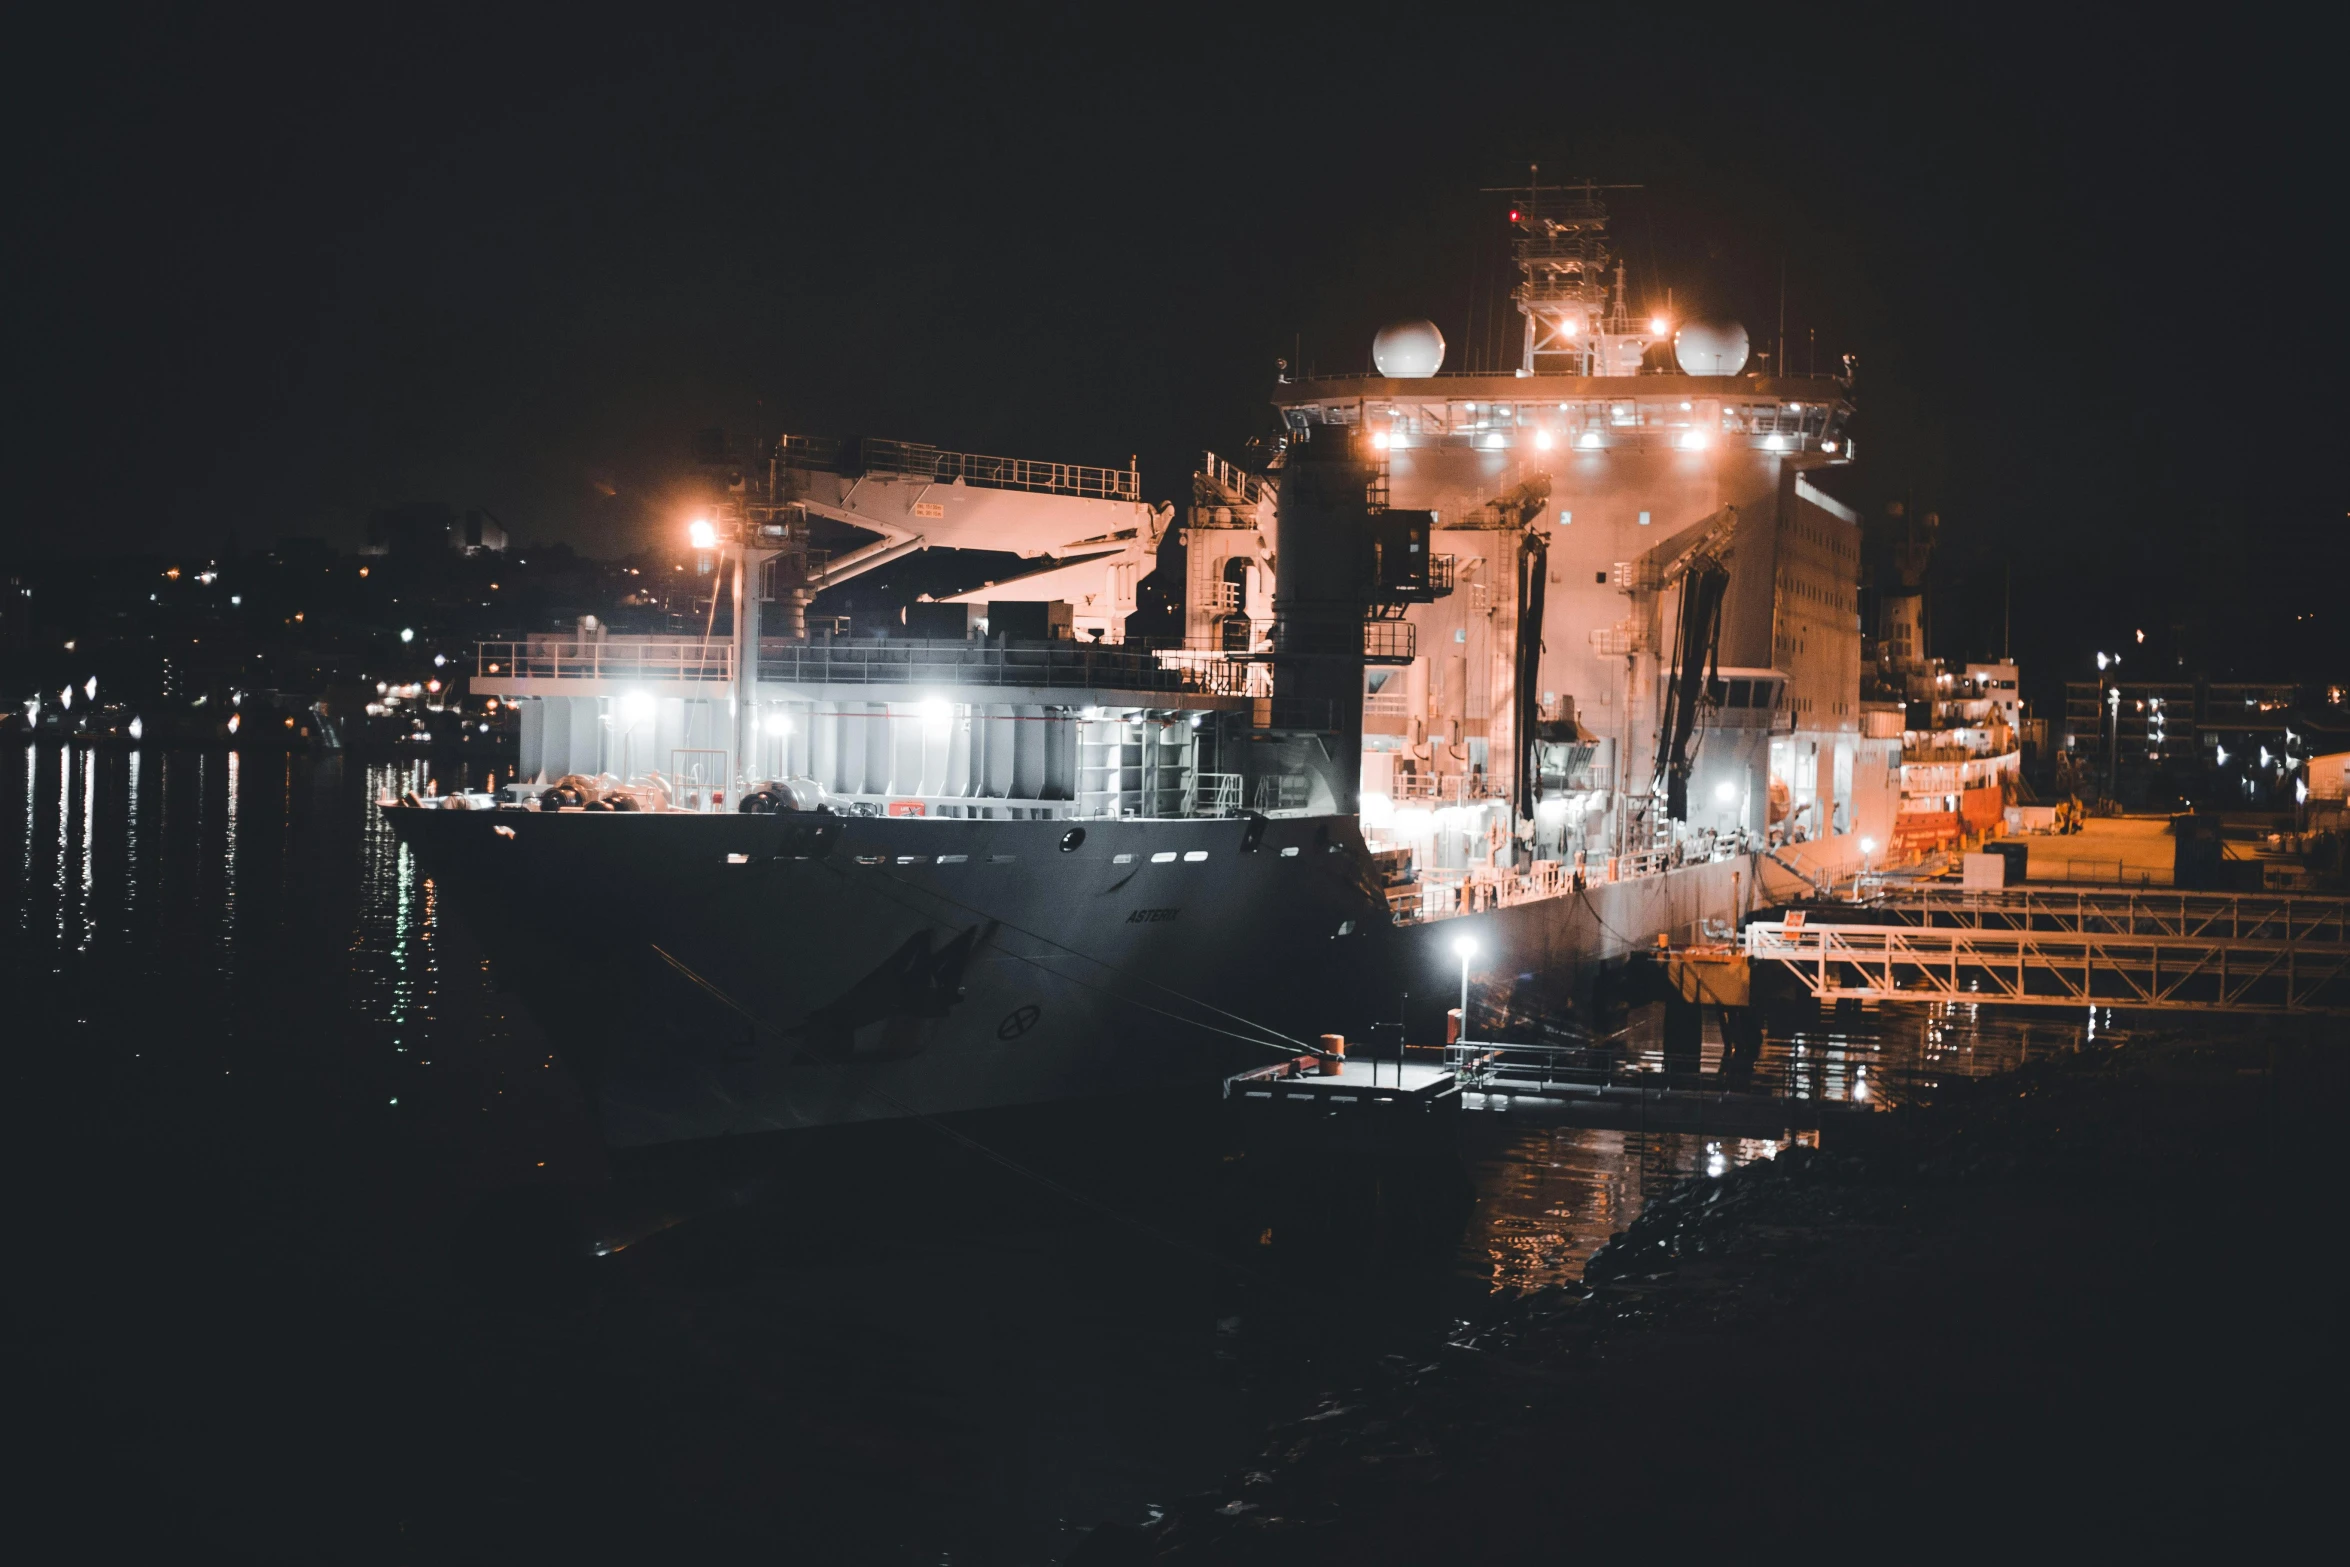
[{"x1": 1745, "y1": 917, "x2": 2350, "y2": 1015}]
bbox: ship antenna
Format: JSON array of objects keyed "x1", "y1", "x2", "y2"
[{"x1": 1777, "y1": 250, "x2": 1787, "y2": 382}]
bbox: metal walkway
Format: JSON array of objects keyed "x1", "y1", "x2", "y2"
[
  {"x1": 1748, "y1": 894, "x2": 2350, "y2": 1015},
  {"x1": 1815, "y1": 887, "x2": 2349, "y2": 944}
]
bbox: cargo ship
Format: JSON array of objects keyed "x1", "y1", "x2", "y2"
[{"x1": 386, "y1": 183, "x2": 1896, "y2": 1148}]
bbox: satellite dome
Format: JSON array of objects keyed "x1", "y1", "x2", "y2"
[
  {"x1": 1672, "y1": 319, "x2": 1750, "y2": 376},
  {"x1": 1372, "y1": 319, "x2": 1447, "y2": 378}
]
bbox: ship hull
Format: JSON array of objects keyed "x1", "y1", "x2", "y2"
[
  {"x1": 385, "y1": 807, "x2": 1385, "y2": 1147},
  {"x1": 386, "y1": 805, "x2": 1761, "y2": 1147},
  {"x1": 1367, "y1": 856, "x2": 1757, "y2": 1043}
]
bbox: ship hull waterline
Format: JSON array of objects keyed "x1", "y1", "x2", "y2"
[{"x1": 383, "y1": 806, "x2": 1758, "y2": 1150}]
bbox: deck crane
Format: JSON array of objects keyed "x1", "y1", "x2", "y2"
[{"x1": 1646, "y1": 506, "x2": 1739, "y2": 824}]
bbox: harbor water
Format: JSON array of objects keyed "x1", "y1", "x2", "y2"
[{"x1": 6, "y1": 744, "x2": 2111, "y2": 1561}]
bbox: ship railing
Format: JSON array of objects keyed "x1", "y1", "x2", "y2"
[
  {"x1": 757, "y1": 638, "x2": 1258, "y2": 698},
  {"x1": 778, "y1": 433, "x2": 1141, "y2": 502},
  {"x1": 1385, "y1": 774, "x2": 1512, "y2": 806},
  {"x1": 1194, "y1": 451, "x2": 1271, "y2": 507},
  {"x1": 1449, "y1": 860, "x2": 1571, "y2": 913},
  {"x1": 1899, "y1": 751, "x2": 2021, "y2": 793},
  {"x1": 477, "y1": 638, "x2": 733, "y2": 682},
  {"x1": 1262, "y1": 619, "x2": 1419, "y2": 661},
  {"x1": 1616, "y1": 846, "x2": 1674, "y2": 879},
  {"x1": 1385, "y1": 836, "x2": 1761, "y2": 925},
  {"x1": 1194, "y1": 772, "x2": 1243, "y2": 817},
  {"x1": 1152, "y1": 649, "x2": 1272, "y2": 697},
  {"x1": 1151, "y1": 620, "x2": 1276, "y2": 656}
]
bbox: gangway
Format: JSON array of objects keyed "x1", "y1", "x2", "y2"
[
  {"x1": 1813, "y1": 887, "x2": 2349, "y2": 944},
  {"x1": 1745, "y1": 910, "x2": 2350, "y2": 1015}
]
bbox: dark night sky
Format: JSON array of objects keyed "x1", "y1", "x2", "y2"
[{"x1": 9, "y1": 5, "x2": 2342, "y2": 688}]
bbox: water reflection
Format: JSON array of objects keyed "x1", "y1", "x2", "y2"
[
  {"x1": 5, "y1": 743, "x2": 2148, "y2": 1562},
  {"x1": 219, "y1": 749, "x2": 237, "y2": 965},
  {"x1": 1607, "y1": 989, "x2": 2101, "y2": 1110},
  {"x1": 52, "y1": 743, "x2": 70, "y2": 951},
  {"x1": 1759, "y1": 1003, "x2": 2097, "y2": 1108},
  {"x1": 17, "y1": 745, "x2": 31, "y2": 937},
  {"x1": 1460, "y1": 1126, "x2": 1794, "y2": 1295},
  {"x1": 124, "y1": 748, "x2": 140, "y2": 920}
]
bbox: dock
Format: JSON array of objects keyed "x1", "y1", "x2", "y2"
[
  {"x1": 1458, "y1": 1079, "x2": 1870, "y2": 1133},
  {"x1": 1226, "y1": 1046, "x2": 1871, "y2": 1142},
  {"x1": 1224, "y1": 1058, "x2": 1463, "y2": 1153}
]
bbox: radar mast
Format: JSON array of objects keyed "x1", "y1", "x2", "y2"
[{"x1": 1483, "y1": 166, "x2": 1660, "y2": 377}]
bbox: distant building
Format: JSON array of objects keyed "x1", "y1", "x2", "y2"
[
  {"x1": 363, "y1": 502, "x2": 507, "y2": 558},
  {"x1": 458, "y1": 509, "x2": 509, "y2": 556},
  {"x1": 2062, "y1": 678, "x2": 2308, "y2": 809},
  {"x1": 365, "y1": 502, "x2": 458, "y2": 557}
]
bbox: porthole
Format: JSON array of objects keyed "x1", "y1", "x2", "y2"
[{"x1": 1060, "y1": 827, "x2": 1086, "y2": 853}]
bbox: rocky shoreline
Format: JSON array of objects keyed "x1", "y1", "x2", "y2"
[{"x1": 1074, "y1": 1025, "x2": 2339, "y2": 1563}]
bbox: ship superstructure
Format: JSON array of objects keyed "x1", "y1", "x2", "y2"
[
  {"x1": 482, "y1": 437, "x2": 1263, "y2": 821},
  {"x1": 1261, "y1": 181, "x2": 1889, "y2": 911},
  {"x1": 1861, "y1": 504, "x2": 2030, "y2": 852}
]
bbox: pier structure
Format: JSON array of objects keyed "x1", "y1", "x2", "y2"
[
  {"x1": 1745, "y1": 890, "x2": 2350, "y2": 1014},
  {"x1": 1809, "y1": 886, "x2": 2350, "y2": 944}
]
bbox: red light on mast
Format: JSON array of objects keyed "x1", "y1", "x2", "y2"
[{"x1": 1508, "y1": 208, "x2": 1521, "y2": 222}]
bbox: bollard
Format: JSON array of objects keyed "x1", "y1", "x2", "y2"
[{"x1": 1318, "y1": 1034, "x2": 1347, "y2": 1075}]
